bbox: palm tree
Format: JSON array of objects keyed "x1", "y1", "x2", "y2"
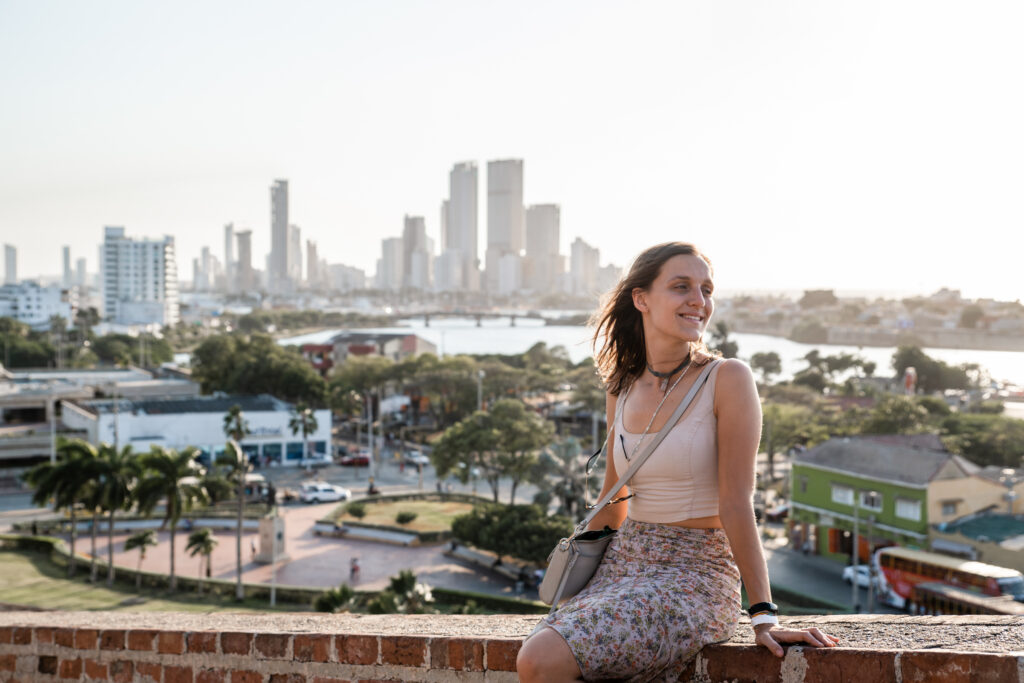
[
  {"x1": 24, "y1": 437, "x2": 98, "y2": 577},
  {"x1": 135, "y1": 446, "x2": 207, "y2": 590},
  {"x1": 185, "y1": 527, "x2": 218, "y2": 594},
  {"x1": 124, "y1": 529, "x2": 157, "y2": 591},
  {"x1": 289, "y1": 403, "x2": 318, "y2": 463},
  {"x1": 95, "y1": 443, "x2": 138, "y2": 586},
  {"x1": 221, "y1": 406, "x2": 251, "y2": 600}
]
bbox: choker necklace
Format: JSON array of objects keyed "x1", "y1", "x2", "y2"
[{"x1": 647, "y1": 354, "x2": 692, "y2": 393}]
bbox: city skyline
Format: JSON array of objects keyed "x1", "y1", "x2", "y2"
[{"x1": 2, "y1": 2, "x2": 1023, "y2": 301}]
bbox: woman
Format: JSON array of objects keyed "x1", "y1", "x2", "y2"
[{"x1": 517, "y1": 242, "x2": 838, "y2": 682}]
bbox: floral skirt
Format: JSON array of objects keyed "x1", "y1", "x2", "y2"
[{"x1": 531, "y1": 517, "x2": 742, "y2": 682}]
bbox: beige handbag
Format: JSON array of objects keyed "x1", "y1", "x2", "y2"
[{"x1": 538, "y1": 360, "x2": 719, "y2": 610}]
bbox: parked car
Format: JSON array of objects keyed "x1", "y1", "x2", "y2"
[
  {"x1": 403, "y1": 451, "x2": 430, "y2": 467},
  {"x1": 299, "y1": 453, "x2": 332, "y2": 468},
  {"x1": 764, "y1": 503, "x2": 790, "y2": 523},
  {"x1": 842, "y1": 564, "x2": 874, "y2": 589},
  {"x1": 299, "y1": 482, "x2": 351, "y2": 504},
  {"x1": 338, "y1": 453, "x2": 370, "y2": 467}
]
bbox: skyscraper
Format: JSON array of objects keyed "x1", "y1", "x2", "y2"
[
  {"x1": 62, "y1": 246, "x2": 72, "y2": 288},
  {"x1": 100, "y1": 227, "x2": 179, "y2": 325},
  {"x1": 269, "y1": 179, "x2": 289, "y2": 292},
  {"x1": 376, "y1": 237, "x2": 404, "y2": 291},
  {"x1": 235, "y1": 230, "x2": 254, "y2": 291},
  {"x1": 445, "y1": 162, "x2": 479, "y2": 290},
  {"x1": 525, "y1": 204, "x2": 563, "y2": 292},
  {"x1": 570, "y1": 237, "x2": 600, "y2": 297},
  {"x1": 4, "y1": 245, "x2": 16, "y2": 285},
  {"x1": 402, "y1": 215, "x2": 433, "y2": 289},
  {"x1": 287, "y1": 224, "x2": 302, "y2": 284},
  {"x1": 486, "y1": 159, "x2": 525, "y2": 292},
  {"x1": 75, "y1": 258, "x2": 86, "y2": 288},
  {"x1": 306, "y1": 239, "x2": 319, "y2": 290},
  {"x1": 223, "y1": 223, "x2": 235, "y2": 291}
]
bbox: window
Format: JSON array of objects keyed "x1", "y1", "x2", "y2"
[
  {"x1": 941, "y1": 500, "x2": 959, "y2": 516},
  {"x1": 896, "y1": 498, "x2": 921, "y2": 521},
  {"x1": 860, "y1": 491, "x2": 883, "y2": 511},
  {"x1": 831, "y1": 484, "x2": 854, "y2": 505},
  {"x1": 799, "y1": 476, "x2": 808, "y2": 494}
]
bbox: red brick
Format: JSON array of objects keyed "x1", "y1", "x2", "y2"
[
  {"x1": 485, "y1": 638, "x2": 521, "y2": 672},
  {"x1": 196, "y1": 669, "x2": 227, "y2": 683},
  {"x1": 0, "y1": 655, "x2": 16, "y2": 672},
  {"x1": 74, "y1": 628, "x2": 98, "y2": 649},
  {"x1": 268, "y1": 675, "x2": 304, "y2": 683},
  {"x1": 84, "y1": 658, "x2": 108, "y2": 680},
  {"x1": 380, "y1": 636, "x2": 425, "y2": 667},
  {"x1": 58, "y1": 657, "x2": 83, "y2": 679},
  {"x1": 188, "y1": 632, "x2": 219, "y2": 654},
  {"x1": 38, "y1": 655, "x2": 58, "y2": 675},
  {"x1": 158, "y1": 631, "x2": 186, "y2": 654},
  {"x1": 294, "y1": 634, "x2": 331, "y2": 663},
  {"x1": 35, "y1": 627, "x2": 55, "y2": 645},
  {"x1": 221, "y1": 632, "x2": 253, "y2": 655},
  {"x1": 0, "y1": 627, "x2": 12, "y2": 644},
  {"x1": 55, "y1": 628, "x2": 75, "y2": 648},
  {"x1": 230, "y1": 671, "x2": 263, "y2": 683},
  {"x1": 336, "y1": 634, "x2": 378, "y2": 666},
  {"x1": 700, "y1": 644, "x2": 782, "y2": 683},
  {"x1": 165, "y1": 665, "x2": 194, "y2": 683},
  {"x1": 312, "y1": 678, "x2": 351, "y2": 683},
  {"x1": 100, "y1": 629, "x2": 126, "y2": 650},
  {"x1": 136, "y1": 661, "x2": 162, "y2": 683},
  {"x1": 127, "y1": 629, "x2": 159, "y2": 651},
  {"x1": 12, "y1": 628, "x2": 32, "y2": 646},
  {"x1": 255, "y1": 633, "x2": 291, "y2": 659},
  {"x1": 899, "y1": 651, "x2": 1019, "y2": 683},
  {"x1": 110, "y1": 660, "x2": 134, "y2": 683},
  {"x1": 799, "y1": 647, "x2": 896, "y2": 683},
  {"x1": 430, "y1": 638, "x2": 484, "y2": 671}
]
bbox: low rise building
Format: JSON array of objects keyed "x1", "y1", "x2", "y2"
[
  {"x1": 301, "y1": 331, "x2": 437, "y2": 377},
  {"x1": 61, "y1": 394, "x2": 331, "y2": 467},
  {"x1": 0, "y1": 281, "x2": 74, "y2": 329}
]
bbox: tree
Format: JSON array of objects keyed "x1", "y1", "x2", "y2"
[
  {"x1": 891, "y1": 346, "x2": 972, "y2": 394},
  {"x1": 24, "y1": 437, "x2": 98, "y2": 577},
  {"x1": 124, "y1": 529, "x2": 157, "y2": 591},
  {"x1": 568, "y1": 359, "x2": 606, "y2": 451},
  {"x1": 136, "y1": 446, "x2": 208, "y2": 590},
  {"x1": 186, "y1": 527, "x2": 218, "y2": 594},
  {"x1": 861, "y1": 395, "x2": 931, "y2": 434},
  {"x1": 289, "y1": 403, "x2": 319, "y2": 463},
  {"x1": 750, "y1": 352, "x2": 782, "y2": 385},
  {"x1": 707, "y1": 321, "x2": 739, "y2": 359},
  {"x1": 432, "y1": 399, "x2": 555, "y2": 504},
  {"x1": 531, "y1": 437, "x2": 600, "y2": 519},
  {"x1": 941, "y1": 413, "x2": 1024, "y2": 468},
  {"x1": 221, "y1": 405, "x2": 252, "y2": 600},
  {"x1": 760, "y1": 403, "x2": 830, "y2": 481},
  {"x1": 451, "y1": 503, "x2": 573, "y2": 564},
  {"x1": 959, "y1": 305, "x2": 985, "y2": 329},
  {"x1": 95, "y1": 443, "x2": 138, "y2": 586}
]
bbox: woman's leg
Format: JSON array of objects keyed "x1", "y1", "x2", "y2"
[{"x1": 517, "y1": 626, "x2": 583, "y2": 682}]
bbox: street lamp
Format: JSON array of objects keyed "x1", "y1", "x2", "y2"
[{"x1": 999, "y1": 468, "x2": 1020, "y2": 514}]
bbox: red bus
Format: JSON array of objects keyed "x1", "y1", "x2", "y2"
[
  {"x1": 873, "y1": 546, "x2": 1024, "y2": 610},
  {"x1": 910, "y1": 582, "x2": 1024, "y2": 616}
]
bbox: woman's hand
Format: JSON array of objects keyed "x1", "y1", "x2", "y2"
[{"x1": 754, "y1": 623, "x2": 840, "y2": 657}]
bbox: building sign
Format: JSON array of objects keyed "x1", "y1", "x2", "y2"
[
  {"x1": 820, "y1": 515, "x2": 835, "y2": 527},
  {"x1": 250, "y1": 427, "x2": 283, "y2": 437}
]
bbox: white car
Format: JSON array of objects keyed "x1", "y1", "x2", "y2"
[
  {"x1": 299, "y1": 482, "x2": 351, "y2": 504},
  {"x1": 842, "y1": 564, "x2": 874, "y2": 589},
  {"x1": 404, "y1": 451, "x2": 430, "y2": 467}
]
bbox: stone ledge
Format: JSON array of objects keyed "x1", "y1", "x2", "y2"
[{"x1": 0, "y1": 612, "x2": 1021, "y2": 682}]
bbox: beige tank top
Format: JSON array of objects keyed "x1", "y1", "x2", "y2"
[{"x1": 613, "y1": 362, "x2": 721, "y2": 523}]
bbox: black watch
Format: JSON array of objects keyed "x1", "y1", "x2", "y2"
[{"x1": 746, "y1": 601, "x2": 779, "y2": 616}]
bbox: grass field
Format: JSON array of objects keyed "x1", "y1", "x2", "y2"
[
  {"x1": 331, "y1": 499, "x2": 475, "y2": 531},
  {"x1": 0, "y1": 550, "x2": 306, "y2": 613}
]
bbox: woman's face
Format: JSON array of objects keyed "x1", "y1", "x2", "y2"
[{"x1": 633, "y1": 253, "x2": 714, "y2": 345}]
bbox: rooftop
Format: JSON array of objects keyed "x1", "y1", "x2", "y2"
[
  {"x1": 939, "y1": 511, "x2": 1024, "y2": 544},
  {"x1": 794, "y1": 436, "x2": 974, "y2": 486},
  {"x1": 72, "y1": 394, "x2": 293, "y2": 416}
]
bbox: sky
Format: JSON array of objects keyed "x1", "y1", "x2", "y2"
[{"x1": 1, "y1": 1, "x2": 1023, "y2": 301}]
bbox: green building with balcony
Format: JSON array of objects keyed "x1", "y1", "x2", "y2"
[{"x1": 789, "y1": 435, "x2": 981, "y2": 565}]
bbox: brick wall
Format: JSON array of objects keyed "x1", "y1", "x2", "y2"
[{"x1": 1, "y1": 612, "x2": 1023, "y2": 682}]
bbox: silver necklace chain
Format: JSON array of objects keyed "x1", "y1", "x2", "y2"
[{"x1": 621, "y1": 361, "x2": 694, "y2": 461}]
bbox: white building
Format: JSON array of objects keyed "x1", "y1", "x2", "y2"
[
  {"x1": 62, "y1": 246, "x2": 72, "y2": 288},
  {"x1": 525, "y1": 204, "x2": 563, "y2": 292},
  {"x1": 570, "y1": 237, "x2": 600, "y2": 297},
  {"x1": 288, "y1": 224, "x2": 302, "y2": 284},
  {"x1": 485, "y1": 159, "x2": 525, "y2": 292},
  {"x1": 0, "y1": 281, "x2": 73, "y2": 329},
  {"x1": 3, "y1": 245, "x2": 15, "y2": 285},
  {"x1": 328, "y1": 263, "x2": 366, "y2": 292},
  {"x1": 101, "y1": 227, "x2": 180, "y2": 326},
  {"x1": 269, "y1": 179, "x2": 289, "y2": 293},
  {"x1": 376, "y1": 237, "x2": 404, "y2": 291},
  {"x1": 446, "y1": 162, "x2": 480, "y2": 290},
  {"x1": 433, "y1": 250, "x2": 464, "y2": 293},
  {"x1": 61, "y1": 394, "x2": 332, "y2": 467}
]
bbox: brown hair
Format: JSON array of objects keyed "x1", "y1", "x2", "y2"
[{"x1": 591, "y1": 242, "x2": 716, "y2": 395}]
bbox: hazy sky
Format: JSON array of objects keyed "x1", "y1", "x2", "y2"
[{"x1": 2, "y1": 1, "x2": 1022, "y2": 301}]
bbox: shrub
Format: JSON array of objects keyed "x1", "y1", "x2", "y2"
[
  {"x1": 395, "y1": 511, "x2": 418, "y2": 525},
  {"x1": 452, "y1": 503, "x2": 573, "y2": 564},
  {"x1": 313, "y1": 583, "x2": 355, "y2": 613},
  {"x1": 367, "y1": 590, "x2": 399, "y2": 614},
  {"x1": 346, "y1": 502, "x2": 367, "y2": 519}
]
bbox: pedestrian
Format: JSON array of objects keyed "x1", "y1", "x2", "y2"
[
  {"x1": 250, "y1": 538, "x2": 257, "y2": 560},
  {"x1": 517, "y1": 243, "x2": 838, "y2": 682},
  {"x1": 350, "y1": 557, "x2": 360, "y2": 582}
]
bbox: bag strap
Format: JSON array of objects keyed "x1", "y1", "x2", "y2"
[{"x1": 574, "y1": 358, "x2": 720, "y2": 534}]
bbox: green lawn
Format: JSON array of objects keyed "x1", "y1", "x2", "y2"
[
  {"x1": 0, "y1": 550, "x2": 307, "y2": 613},
  {"x1": 330, "y1": 499, "x2": 475, "y2": 531}
]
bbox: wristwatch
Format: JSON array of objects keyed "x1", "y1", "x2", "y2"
[{"x1": 746, "y1": 601, "x2": 779, "y2": 617}]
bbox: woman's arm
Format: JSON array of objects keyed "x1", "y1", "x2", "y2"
[
  {"x1": 586, "y1": 391, "x2": 629, "y2": 531},
  {"x1": 715, "y1": 359, "x2": 839, "y2": 656}
]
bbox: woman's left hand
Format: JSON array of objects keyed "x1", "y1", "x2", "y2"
[{"x1": 754, "y1": 623, "x2": 840, "y2": 658}]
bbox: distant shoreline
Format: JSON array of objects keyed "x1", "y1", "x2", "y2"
[{"x1": 726, "y1": 323, "x2": 1024, "y2": 354}]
